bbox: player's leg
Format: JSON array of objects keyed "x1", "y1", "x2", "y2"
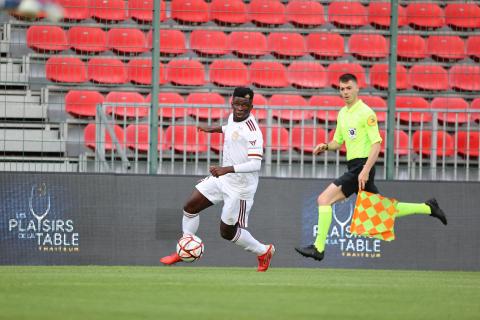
[
  {"x1": 314, "y1": 183, "x2": 347, "y2": 249},
  {"x1": 160, "y1": 177, "x2": 220, "y2": 265},
  {"x1": 396, "y1": 199, "x2": 447, "y2": 225},
  {"x1": 363, "y1": 166, "x2": 447, "y2": 225},
  {"x1": 295, "y1": 182, "x2": 347, "y2": 261},
  {"x1": 220, "y1": 197, "x2": 275, "y2": 272},
  {"x1": 181, "y1": 176, "x2": 222, "y2": 235},
  {"x1": 182, "y1": 189, "x2": 214, "y2": 235}
]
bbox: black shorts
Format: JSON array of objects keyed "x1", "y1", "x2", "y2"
[{"x1": 333, "y1": 158, "x2": 379, "y2": 198}]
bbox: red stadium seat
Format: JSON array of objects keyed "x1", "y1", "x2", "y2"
[
  {"x1": 327, "y1": 63, "x2": 367, "y2": 88},
  {"x1": 328, "y1": 1, "x2": 368, "y2": 28},
  {"x1": 165, "y1": 125, "x2": 208, "y2": 153},
  {"x1": 127, "y1": 59, "x2": 166, "y2": 85},
  {"x1": 267, "y1": 32, "x2": 306, "y2": 58},
  {"x1": 251, "y1": 94, "x2": 268, "y2": 121},
  {"x1": 379, "y1": 129, "x2": 410, "y2": 156},
  {"x1": 249, "y1": 0, "x2": 286, "y2": 26},
  {"x1": 65, "y1": 90, "x2": 104, "y2": 118},
  {"x1": 210, "y1": 0, "x2": 248, "y2": 25},
  {"x1": 370, "y1": 63, "x2": 409, "y2": 90},
  {"x1": 409, "y1": 65, "x2": 448, "y2": 91},
  {"x1": 105, "y1": 91, "x2": 148, "y2": 118},
  {"x1": 349, "y1": 34, "x2": 388, "y2": 59},
  {"x1": 431, "y1": 97, "x2": 470, "y2": 124},
  {"x1": 229, "y1": 31, "x2": 267, "y2": 57},
  {"x1": 209, "y1": 132, "x2": 224, "y2": 153},
  {"x1": 291, "y1": 126, "x2": 327, "y2": 153},
  {"x1": 90, "y1": 0, "x2": 127, "y2": 22},
  {"x1": 26, "y1": 26, "x2": 68, "y2": 52},
  {"x1": 187, "y1": 92, "x2": 227, "y2": 120},
  {"x1": 84, "y1": 123, "x2": 125, "y2": 151},
  {"x1": 128, "y1": 0, "x2": 166, "y2": 23},
  {"x1": 395, "y1": 96, "x2": 432, "y2": 123},
  {"x1": 427, "y1": 36, "x2": 466, "y2": 61},
  {"x1": 57, "y1": 0, "x2": 90, "y2": 20},
  {"x1": 166, "y1": 60, "x2": 205, "y2": 86},
  {"x1": 260, "y1": 125, "x2": 289, "y2": 151},
  {"x1": 68, "y1": 27, "x2": 107, "y2": 53},
  {"x1": 286, "y1": 0, "x2": 325, "y2": 27},
  {"x1": 328, "y1": 130, "x2": 346, "y2": 154},
  {"x1": 190, "y1": 30, "x2": 229, "y2": 56},
  {"x1": 107, "y1": 28, "x2": 147, "y2": 55},
  {"x1": 269, "y1": 94, "x2": 311, "y2": 121},
  {"x1": 457, "y1": 131, "x2": 480, "y2": 157},
  {"x1": 250, "y1": 61, "x2": 288, "y2": 88},
  {"x1": 146, "y1": 92, "x2": 187, "y2": 119},
  {"x1": 287, "y1": 61, "x2": 327, "y2": 89},
  {"x1": 209, "y1": 60, "x2": 249, "y2": 87},
  {"x1": 368, "y1": 2, "x2": 407, "y2": 29},
  {"x1": 126, "y1": 124, "x2": 168, "y2": 152},
  {"x1": 309, "y1": 95, "x2": 343, "y2": 122},
  {"x1": 359, "y1": 96, "x2": 386, "y2": 122},
  {"x1": 46, "y1": 56, "x2": 87, "y2": 83},
  {"x1": 413, "y1": 130, "x2": 454, "y2": 157},
  {"x1": 88, "y1": 58, "x2": 127, "y2": 84},
  {"x1": 472, "y1": 98, "x2": 480, "y2": 122},
  {"x1": 171, "y1": 0, "x2": 209, "y2": 24},
  {"x1": 397, "y1": 35, "x2": 427, "y2": 60},
  {"x1": 146, "y1": 30, "x2": 187, "y2": 56},
  {"x1": 449, "y1": 65, "x2": 480, "y2": 92},
  {"x1": 306, "y1": 33, "x2": 344, "y2": 59},
  {"x1": 406, "y1": 3, "x2": 444, "y2": 29},
  {"x1": 379, "y1": 130, "x2": 410, "y2": 156},
  {"x1": 445, "y1": 3, "x2": 480, "y2": 30},
  {"x1": 466, "y1": 36, "x2": 480, "y2": 61}
]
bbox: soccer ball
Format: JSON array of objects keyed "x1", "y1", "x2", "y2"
[{"x1": 176, "y1": 234, "x2": 204, "y2": 262}]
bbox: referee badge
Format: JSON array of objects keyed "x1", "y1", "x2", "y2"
[
  {"x1": 367, "y1": 115, "x2": 377, "y2": 126},
  {"x1": 348, "y1": 128, "x2": 357, "y2": 139}
]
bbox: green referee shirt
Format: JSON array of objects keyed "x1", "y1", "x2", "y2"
[{"x1": 333, "y1": 99, "x2": 382, "y2": 161}]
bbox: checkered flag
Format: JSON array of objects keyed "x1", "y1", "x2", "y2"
[{"x1": 350, "y1": 191, "x2": 399, "y2": 241}]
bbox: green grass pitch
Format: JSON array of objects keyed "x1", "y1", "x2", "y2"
[{"x1": 1, "y1": 266, "x2": 479, "y2": 320}]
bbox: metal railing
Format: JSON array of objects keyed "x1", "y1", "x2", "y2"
[{"x1": 72, "y1": 102, "x2": 480, "y2": 181}]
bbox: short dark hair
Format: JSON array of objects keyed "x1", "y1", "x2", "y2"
[
  {"x1": 339, "y1": 73, "x2": 358, "y2": 84},
  {"x1": 233, "y1": 87, "x2": 254, "y2": 101}
]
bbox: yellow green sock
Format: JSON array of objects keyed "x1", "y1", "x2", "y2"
[
  {"x1": 313, "y1": 205, "x2": 332, "y2": 252},
  {"x1": 396, "y1": 202, "x2": 431, "y2": 218}
]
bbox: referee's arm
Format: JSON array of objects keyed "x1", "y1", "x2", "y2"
[
  {"x1": 358, "y1": 142, "x2": 381, "y2": 190},
  {"x1": 313, "y1": 140, "x2": 342, "y2": 155}
]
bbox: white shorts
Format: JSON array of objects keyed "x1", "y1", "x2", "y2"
[{"x1": 195, "y1": 176, "x2": 254, "y2": 228}]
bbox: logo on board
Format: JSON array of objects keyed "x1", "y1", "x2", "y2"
[{"x1": 7, "y1": 183, "x2": 80, "y2": 253}]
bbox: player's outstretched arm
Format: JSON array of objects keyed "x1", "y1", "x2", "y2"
[
  {"x1": 198, "y1": 125, "x2": 223, "y2": 133},
  {"x1": 313, "y1": 140, "x2": 342, "y2": 155}
]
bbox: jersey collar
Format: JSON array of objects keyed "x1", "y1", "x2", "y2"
[{"x1": 346, "y1": 99, "x2": 363, "y2": 113}]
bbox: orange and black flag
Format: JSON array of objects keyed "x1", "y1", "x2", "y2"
[{"x1": 350, "y1": 191, "x2": 398, "y2": 241}]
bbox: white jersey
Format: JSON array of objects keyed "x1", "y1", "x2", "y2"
[{"x1": 220, "y1": 114, "x2": 263, "y2": 199}]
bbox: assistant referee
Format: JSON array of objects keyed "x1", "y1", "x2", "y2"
[{"x1": 295, "y1": 73, "x2": 447, "y2": 262}]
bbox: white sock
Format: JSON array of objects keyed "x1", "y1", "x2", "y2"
[
  {"x1": 182, "y1": 210, "x2": 199, "y2": 235},
  {"x1": 232, "y1": 228, "x2": 267, "y2": 255}
]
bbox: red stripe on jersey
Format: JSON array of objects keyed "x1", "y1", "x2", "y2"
[
  {"x1": 248, "y1": 153, "x2": 263, "y2": 158},
  {"x1": 246, "y1": 120, "x2": 256, "y2": 131}
]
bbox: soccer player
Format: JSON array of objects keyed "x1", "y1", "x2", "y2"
[
  {"x1": 160, "y1": 87, "x2": 275, "y2": 272},
  {"x1": 1, "y1": 0, "x2": 64, "y2": 21},
  {"x1": 295, "y1": 73, "x2": 447, "y2": 261}
]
